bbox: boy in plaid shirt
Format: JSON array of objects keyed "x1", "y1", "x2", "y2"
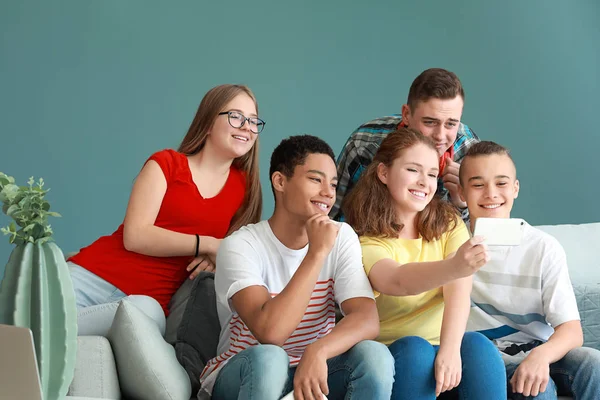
[{"x1": 333, "y1": 68, "x2": 479, "y2": 223}]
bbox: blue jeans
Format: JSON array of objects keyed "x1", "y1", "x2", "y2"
[
  {"x1": 506, "y1": 346, "x2": 600, "y2": 399},
  {"x1": 69, "y1": 262, "x2": 166, "y2": 336},
  {"x1": 389, "y1": 332, "x2": 506, "y2": 400},
  {"x1": 212, "y1": 340, "x2": 395, "y2": 400}
]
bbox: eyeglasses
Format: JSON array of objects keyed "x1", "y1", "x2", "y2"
[{"x1": 218, "y1": 111, "x2": 265, "y2": 134}]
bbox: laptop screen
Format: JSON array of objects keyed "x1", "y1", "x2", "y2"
[{"x1": 0, "y1": 324, "x2": 43, "y2": 400}]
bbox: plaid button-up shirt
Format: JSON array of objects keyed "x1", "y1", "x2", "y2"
[{"x1": 331, "y1": 114, "x2": 480, "y2": 223}]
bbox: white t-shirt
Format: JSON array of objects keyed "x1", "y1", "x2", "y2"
[
  {"x1": 467, "y1": 222, "x2": 580, "y2": 361},
  {"x1": 199, "y1": 220, "x2": 375, "y2": 394}
]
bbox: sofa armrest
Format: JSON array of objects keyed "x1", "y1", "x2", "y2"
[{"x1": 68, "y1": 336, "x2": 121, "y2": 399}]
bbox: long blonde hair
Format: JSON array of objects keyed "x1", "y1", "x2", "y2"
[
  {"x1": 343, "y1": 128, "x2": 458, "y2": 241},
  {"x1": 178, "y1": 84, "x2": 262, "y2": 234}
]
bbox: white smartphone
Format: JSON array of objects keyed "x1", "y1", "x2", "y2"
[{"x1": 473, "y1": 217, "x2": 525, "y2": 246}]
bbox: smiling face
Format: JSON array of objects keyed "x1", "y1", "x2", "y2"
[
  {"x1": 377, "y1": 142, "x2": 439, "y2": 219},
  {"x1": 272, "y1": 153, "x2": 338, "y2": 221},
  {"x1": 208, "y1": 93, "x2": 259, "y2": 159},
  {"x1": 459, "y1": 153, "x2": 520, "y2": 226},
  {"x1": 402, "y1": 96, "x2": 463, "y2": 157}
]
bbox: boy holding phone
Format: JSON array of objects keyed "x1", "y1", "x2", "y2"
[{"x1": 458, "y1": 141, "x2": 600, "y2": 399}]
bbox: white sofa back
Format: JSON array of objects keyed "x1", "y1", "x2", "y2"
[{"x1": 536, "y1": 222, "x2": 600, "y2": 285}]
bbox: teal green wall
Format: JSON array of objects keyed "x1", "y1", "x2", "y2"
[{"x1": 1, "y1": 1, "x2": 599, "y2": 275}]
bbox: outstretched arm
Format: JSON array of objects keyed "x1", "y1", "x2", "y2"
[{"x1": 368, "y1": 236, "x2": 487, "y2": 297}]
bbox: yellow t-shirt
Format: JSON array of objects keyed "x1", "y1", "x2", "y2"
[{"x1": 360, "y1": 220, "x2": 469, "y2": 345}]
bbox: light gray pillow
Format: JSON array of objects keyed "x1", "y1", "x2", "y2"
[{"x1": 107, "y1": 300, "x2": 192, "y2": 400}]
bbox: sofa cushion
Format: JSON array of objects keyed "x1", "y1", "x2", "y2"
[
  {"x1": 573, "y1": 283, "x2": 600, "y2": 351},
  {"x1": 536, "y1": 222, "x2": 600, "y2": 285},
  {"x1": 107, "y1": 300, "x2": 192, "y2": 400},
  {"x1": 174, "y1": 272, "x2": 221, "y2": 395},
  {"x1": 68, "y1": 336, "x2": 121, "y2": 400}
]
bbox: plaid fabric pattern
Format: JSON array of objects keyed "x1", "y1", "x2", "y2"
[{"x1": 331, "y1": 114, "x2": 480, "y2": 222}]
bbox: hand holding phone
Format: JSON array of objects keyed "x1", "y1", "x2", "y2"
[
  {"x1": 473, "y1": 218, "x2": 525, "y2": 246},
  {"x1": 451, "y1": 236, "x2": 489, "y2": 277}
]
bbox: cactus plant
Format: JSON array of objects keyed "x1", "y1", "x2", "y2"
[{"x1": 0, "y1": 172, "x2": 77, "y2": 400}]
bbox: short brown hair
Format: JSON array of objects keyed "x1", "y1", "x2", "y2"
[
  {"x1": 407, "y1": 68, "x2": 465, "y2": 111},
  {"x1": 459, "y1": 141, "x2": 515, "y2": 185},
  {"x1": 343, "y1": 127, "x2": 458, "y2": 241}
]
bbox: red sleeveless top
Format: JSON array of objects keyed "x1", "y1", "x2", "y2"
[{"x1": 69, "y1": 149, "x2": 246, "y2": 313}]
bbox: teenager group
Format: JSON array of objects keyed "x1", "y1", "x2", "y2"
[{"x1": 67, "y1": 69, "x2": 600, "y2": 399}]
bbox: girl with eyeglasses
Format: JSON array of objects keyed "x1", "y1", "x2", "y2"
[
  {"x1": 343, "y1": 127, "x2": 506, "y2": 400},
  {"x1": 68, "y1": 84, "x2": 264, "y2": 336}
]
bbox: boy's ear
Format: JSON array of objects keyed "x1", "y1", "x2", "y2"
[
  {"x1": 401, "y1": 104, "x2": 412, "y2": 123},
  {"x1": 513, "y1": 179, "x2": 520, "y2": 199},
  {"x1": 271, "y1": 171, "x2": 286, "y2": 194},
  {"x1": 458, "y1": 184, "x2": 466, "y2": 203},
  {"x1": 376, "y1": 162, "x2": 388, "y2": 184}
]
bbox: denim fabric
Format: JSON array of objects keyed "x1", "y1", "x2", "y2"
[
  {"x1": 389, "y1": 332, "x2": 507, "y2": 400},
  {"x1": 212, "y1": 340, "x2": 394, "y2": 400},
  {"x1": 506, "y1": 346, "x2": 600, "y2": 399},
  {"x1": 69, "y1": 262, "x2": 165, "y2": 336}
]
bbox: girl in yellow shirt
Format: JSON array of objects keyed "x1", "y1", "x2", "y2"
[{"x1": 343, "y1": 127, "x2": 505, "y2": 400}]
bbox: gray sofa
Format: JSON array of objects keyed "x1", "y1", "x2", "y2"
[{"x1": 67, "y1": 222, "x2": 600, "y2": 399}]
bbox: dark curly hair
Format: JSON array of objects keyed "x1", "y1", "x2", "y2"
[{"x1": 269, "y1": 135, "x2": 335, "y2": 198}]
